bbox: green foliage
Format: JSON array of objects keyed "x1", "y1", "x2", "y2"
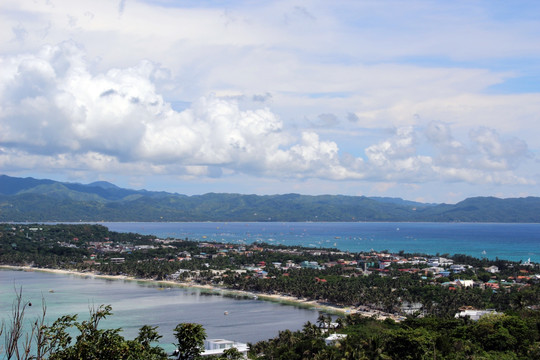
[
  {"x1": 250, "y1": 312, "x2": 540, "y2": 360},
  {"x1": 42, "y1": 304, "x2": 168, "y2": 360},
  {"x1": 219, "y1": 347, "x2": 243, "y2": 360},
  {"x1": 172, "y1": 323, "x2": 207, "y2": 360}
]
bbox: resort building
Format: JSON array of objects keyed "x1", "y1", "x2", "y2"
[
  {"x1": 202, "y1": 339, "x2": 248, "y2": 358},
  {"x1": 324, "y1": 333, "x2": 348, "y2": 346},
  {"x1": 455, "y1": 309, "x2": 501, "y2": 321}
]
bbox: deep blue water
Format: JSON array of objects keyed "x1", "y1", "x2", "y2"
[{"x1": 98, "y1": 222, "x2": 539, "y2": 263}]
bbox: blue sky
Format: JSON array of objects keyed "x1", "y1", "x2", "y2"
[{"x1": 1, "y1": 0, "x2": 540, "y2": 203}]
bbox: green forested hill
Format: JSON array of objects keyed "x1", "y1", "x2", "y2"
[{"x1": 0, "y1": 175, "x2": 539, "y2": 222}]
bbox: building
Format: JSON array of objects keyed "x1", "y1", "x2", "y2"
[
  {"x1": 300, "y1": 261, "x2": 323, "y2": 270},
  {"x1": 455, "y1": 279, "x2": 474, "y2": 288},
  {"x1": 427, "y1": 257, "x2": 454, "y2": 267},
  {"x1": 455, "y1": 309, "x2": 501, "y2": 321},
  {"x1": 202, "y1": 339, "x2": 248, "y2": 358},
  {"x1": 485, "y1": 265, "x2": 499, "y2": 273},
  {"x1": 324, "y1": 333, "x2": 347, "y2": 346}
]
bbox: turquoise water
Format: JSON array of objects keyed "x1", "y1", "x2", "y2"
[
  {"x1": 98, "y1": 222, "x2": 540, "y2": 263},
  {"x1": 0, "y1": 270, "x2": 322, "y2": 354}
]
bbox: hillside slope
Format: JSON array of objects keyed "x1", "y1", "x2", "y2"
[{"x1": 0, "y1": 175, "x2": 538, "y2": 222}]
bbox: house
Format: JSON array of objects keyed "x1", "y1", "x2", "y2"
[
  {"x1": 325, "y1": 333, "x2": 347, "y2": 346},
  {"x1": 425, "y1": 266, "x2": 445, "y2": 274},
  {"x1": 455, "y1": 279, "x2": 474, "y2": 288},
  {"x1": 450, "y1": 264, "x2": 468, "y2": 273},
  {"x1": 455, "y1": 309, "x2": 501, "y2": 321},
  {"x1": 301, "y1": 261, "x2": 322, "y2": 270},
  {"x1": 485, "y1": 265, "x2": 499, "y2": 273},
  {"x1": 169, "y1": 269, "x2": 191, "y2": 280},
  {"x1": 428, "y1": 257, "x2": 454, "y2": 267},
  {"x1": 201, "y1": 339, "x2": 248, "y2": 358},
  {"x1": 401, "y1": 302, "x2": 424, "y2": 315}
]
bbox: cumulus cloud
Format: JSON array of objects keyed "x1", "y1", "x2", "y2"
[
  {"x1": 0, "y1": 43, "x2": 535, "y2": 188},
  {"x1": 424, "y1": 122, "x2": 532, "y2": 184},
  {"x1": 0, "y1": 42, "x2": 352, "y2": 180},
  {"x1": 424, "y1": 121, "x2": 531, "y2": 176},
  {"x1": 364, "y1": 127, "x2": 434, "y2": 181},
  {"x1": 469, "y1": 127, "x2": 529, "y2": 170}
]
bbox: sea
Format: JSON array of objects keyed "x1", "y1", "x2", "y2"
[
  {"x1": 2, "y1": 222, "x2": 539, "y2": 354},
  {"x1": 99, "y1": 222, "x2": 540, "y2": 263}
]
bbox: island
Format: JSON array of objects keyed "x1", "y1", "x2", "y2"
[{"x1": 1, "y1": 223, "x2": 539, "y2": 359}]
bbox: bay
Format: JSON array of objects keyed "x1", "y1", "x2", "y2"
[
  {"x1": 97, "y1": 222, "x2": 540, "y2": 263},
  {"x1": 0, "y1": 269, "x2": 321, "y2": 354}
]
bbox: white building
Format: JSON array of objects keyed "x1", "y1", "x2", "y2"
[
  {"x1": 427, "y1": 257, "x2": 454, "y2": 267},
  {"x1": 426, "y1": 266, "x2": 445, "y2": 274},
  {"x1": 325, "y1": 333, "x2": 347, "y2": 346},
  {"x1": 450, "y1": 264, "x2": 469, "y2": 273},
  {"x1": 202, "y1": 339, "x2": 248, "y2": 358},
  {"x1": 455, "y1": 309, "x2": 501, "y2": 321},
  {"x1": 455, "y1": 279, "x2": 474, "y2": 288}
]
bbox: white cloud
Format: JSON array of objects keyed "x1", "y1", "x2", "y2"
[
  {"x1": 0, "y1": 43, "x2": 352, "y2": 180},
  {"x1": 469, "y1": 127, "x2": 530, "y2": 171},
  {"x1": 0, "y1": 42, "x2": 536, "y2": 190},
  {"x1": 1, "y1": 1, "x2": 540, "y2": 200}
]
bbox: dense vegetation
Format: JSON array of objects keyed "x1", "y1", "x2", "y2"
[
  {"x1": 250, "y1": 311, "x2": 540, "y2": 359},
  {"x1": 2, "y1": 174, "x2": 540, "y2": 222}
]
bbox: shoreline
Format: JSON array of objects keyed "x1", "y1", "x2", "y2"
[{"x1": 0, "y1": 265, "x2": 379, "y2": 318}]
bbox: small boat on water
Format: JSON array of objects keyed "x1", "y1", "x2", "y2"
[{"x1": 224, "y1": 311, "x2": 228, "y2": 315}]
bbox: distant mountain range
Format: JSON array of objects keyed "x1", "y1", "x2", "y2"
[{"x1": 1, "y1": 174, "x2": 539, "y2": 222}]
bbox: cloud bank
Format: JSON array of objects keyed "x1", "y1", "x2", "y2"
[{"x1": 0, "y1": 42, "x2": 534, "y2": 187}]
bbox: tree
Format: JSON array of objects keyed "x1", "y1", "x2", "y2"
[
  {"x1": 172, "y1": 323, "x2": 207, "y2": 360},
  {"x1": 42, "y1": 305, "x2": 168, "y2": 360},
  {"x1": 219, "y1": 347, "x2": 243, "y2": 360}
]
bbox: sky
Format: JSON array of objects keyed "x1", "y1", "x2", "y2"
[{"x1": 1, "y1": 0, "x2": 540, "y2": 203}]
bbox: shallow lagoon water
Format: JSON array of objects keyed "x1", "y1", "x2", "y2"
[{"x1": 1, "y1": 270, "x2": 321, "y2": 353}]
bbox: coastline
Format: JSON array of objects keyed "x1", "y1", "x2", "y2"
[{"x1": 0, "y1": 265, "x2": 382, "y2": 318}]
